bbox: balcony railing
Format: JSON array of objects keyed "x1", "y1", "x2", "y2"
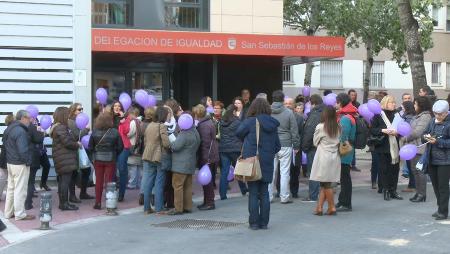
[{"x1": 164, "y1": 0, "x2": 207, "y2": 30}]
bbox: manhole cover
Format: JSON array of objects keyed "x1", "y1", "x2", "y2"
[{"x1": 152, "y1": 219, "x2": 243, "y2": 230}]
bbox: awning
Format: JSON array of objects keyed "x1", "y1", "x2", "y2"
[{"x1": 92, "y1": 28, "x2": 345, "y2": 62}]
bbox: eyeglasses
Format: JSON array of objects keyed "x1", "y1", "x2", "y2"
[{"x1": 77, "y1": 108, "x2": 83, "y2": 112}]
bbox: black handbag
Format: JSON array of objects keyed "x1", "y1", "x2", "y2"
[{"x1": 367, "y1": 135, "x2": 385, "y2": 146}]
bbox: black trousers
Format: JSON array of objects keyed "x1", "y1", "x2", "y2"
[
  {"x1": 275, "y1": 162, "x2": 300, "y2": 196},
  {"x1": 58, "y1": 171, "x2": 76, "y2": 205},
  {"x1": 25, "y1": 167, "x2": 38, "y2": 208},
  {"x1": 338, "y1": 164, "x2": 352, "y2": 208},
  {"x1": 77, "y1": 167, "x2": 91, "y2": 195},
  {"x1": 39, "y1": 153, "x2": 51, "y2": 186},
  {"x1": 378, "y1": 153, "x2": 400, "y2": 192},
  {"x1": 429, "y1": 165, "x2": 450, "y2": 217}
]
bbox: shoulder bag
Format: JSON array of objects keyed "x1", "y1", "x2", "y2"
[{"x1": 234, "y1": 119, "x2": 262, "y2": 182}]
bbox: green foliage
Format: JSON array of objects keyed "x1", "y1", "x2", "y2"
[{"x1": 283, "y1": 0, "x2": 441, "y2": 71}]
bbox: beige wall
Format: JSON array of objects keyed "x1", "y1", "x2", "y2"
[{"x1": 210, "y1": 0, "x2": 283, "y2": 34}]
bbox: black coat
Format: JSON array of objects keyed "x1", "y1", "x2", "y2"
[
  {"x1": 50, "y1": 124, "x2": 79, "y2": 175},
  {"x1": 88, "y1": 128, "x2": 123, "y2": 162},
  {"x1": 423, "y1": 116, "x2": 450, "y2": 166},
  {"x1": 301, "y1": 104, "x2": 324, "y2": 152},
  {"x1": 28, "y1": 124, "x2": 45, "y2": 170},
  {"x1": 370, "y1": 110, "x2": 398, "y2": 154},
  {"x1": 3, "y1": 121, "x2": 31, "y2": 166},
  {"x1": 235, "y1": 114, "x2": 281, "y2": 183},
  {"x1": 218, "y1": 116, "x2": 242, "y2": 153}
]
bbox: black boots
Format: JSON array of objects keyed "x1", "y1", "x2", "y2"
[
  {"x1": 390, "y1": 191, "x2": 403, "y2": 200},
  {"x1": 59, "y1": 192, "x2": 79, "y2": 211}
]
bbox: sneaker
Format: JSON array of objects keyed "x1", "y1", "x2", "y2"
[
  {"x1": 281, "y1": 200, "x2": 293, "y2": 204},
  {"x1": 301, "y1": 197, "x2": 316, "y2": 203},
  {"x1": 336, "y1": 206, "x2": 352, "y2": 212},
  {"x1": 19, "y1": 215, "x2": 36, "y2": 220},
  {"x1": 167, "y1": 209, "x2": 183, "y2": 216}
]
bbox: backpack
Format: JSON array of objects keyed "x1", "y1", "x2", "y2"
[
  {"x1": 130, "y1": 119, "x2": 144, "y2": 156},
  {"x1": 349, "y1": 115, "x2": 369, "y2": 149}
]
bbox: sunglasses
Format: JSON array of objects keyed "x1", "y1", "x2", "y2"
[{"x1": 77, "y1": 108, "x2": 83, "y2": 111}]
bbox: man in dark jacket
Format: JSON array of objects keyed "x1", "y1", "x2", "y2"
[
  {"x1": 3, "y1": 110, "x2": 35, "y2": 220},
  {"x1": 301, "y1": 94, "x2": 324, "y2": 202},
  {"x1": 269, "y1": 90, "x2": 300, "y2": 204},
  {"x1": 25, "y1": 119, "x2": 45, "y2": 210}
]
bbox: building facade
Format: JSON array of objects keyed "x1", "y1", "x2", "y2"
[{"x1": 283, "y1": 2, "x2": 450, "y2": 101}]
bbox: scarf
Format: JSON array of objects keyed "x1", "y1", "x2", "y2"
[{"x1": 381, "y1": 111, "x2": 400, "y2": 165}]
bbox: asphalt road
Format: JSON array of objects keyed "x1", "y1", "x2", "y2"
[{"x1": 2, "y1": 185, "x2": 450, "y2": 254}]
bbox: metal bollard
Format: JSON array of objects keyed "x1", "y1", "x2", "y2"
[
  {"x1": 39, "y1": 192, "x2": 52, "y2": 230},
  {"x1": 105, "y1": 182, "x2": 118, "y2": 216}
]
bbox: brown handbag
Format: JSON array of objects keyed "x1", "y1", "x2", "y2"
[
  {"x1": 234, "y1": 119, "x2": 262, "y2": 182},
  {"x1": 339, "y1": 141, "x2": 352, "y2": 156}
]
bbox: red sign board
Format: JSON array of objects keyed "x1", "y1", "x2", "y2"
[{"x1": 92, "y1": 28, "x2": 345, "y2": 57}]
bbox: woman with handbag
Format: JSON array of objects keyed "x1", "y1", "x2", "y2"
[
  {"x1": 194, "y1": 104, "x2": 219, "y2": 211},
  {"x1": 168, "y1": 113, "x2": 201, "y2": 215},
  {"x1": 335, "y1": 93, "x2": 357, "y2": 212},
  {"x1": 117, "y1": 107, "x2": 134, "y2": 202},
  {"x1": 235, "y1": 98, "x2": 281, "y2": 230},
  {"x1": 310, "y1": 106, "x2": 341, "y2": 216},
  {"x1": 370, "y1": 95, "x2": 402, "y2": 201},
  {"x1": 423, "y1": 100, "x2": 450, "y2": 220},
  {"x1": 50, "y1": 107, "x2": 82, "y2": 211},
  {"x1": 141, "y1": 106, "x2": 170, "y2": 215},
  {"x1": 399, "y1": 97, "x2": 432, "y2": 202},
  {"x1": 89, "y1": 113, "x2": 123, "y2": 209},
  {"x1": 68, "y1": 103, "x2": 94, "y2": 202}
]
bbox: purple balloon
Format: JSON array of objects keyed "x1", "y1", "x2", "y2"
[
  {"x1": 301, "y1": 152, "x2": 307, "y2": 164},
  {"x1": 397, "y1": 121, "x2": 412, "y2": 137},
  {"x1": 324, "y1": 93, "x2": 337, "y2": 106},
  {"x1": 227, "y1": 165, "x2": 235, "y2": 181},
  {"x1": 302, "y1": 86, "x2": 311, "y2": 97},
  {"x1": 358, "y1": 104, "x2": 374, "y2": 122},
  {"x1": 39, "y1": 115, "x2": 52, "y2": 130},
  {"x1": 81, "y1": 134, "x2": 91, "y2": 149},
  {"x1": 363, "y1": 114, "x2": 374, "y2": 124},
  {"x1": 399, "y1": 144, "x2": 418, "y2": 160},
  {"x1": 119, "y1": 93, "x2": 132, "y2": 111},
  {"x1": 26, "y1": 105, "x2": 39, "y2": 119},
  {"x1": 197, "y1": 164, "x2": 212, "y2": 186},
  {"x1": 178, "y1": 114, "x2": 193, "y2": 130},
  {"x1": 75, "y1": 113, "x2": 89, "y2": 130},
  {"x1": 206, "y1": 106, "x2": 214, "y2": 114},
  {"x1": 367, "y1": 99, "x2": 382, "y2": 115},
  {"x1": 135, "y1": 89, "x2": 148, "y2": 108},
  {"x1": 147, "y1": 95, "x2": 157, "y2": 108},
  {"x1": 96, "y1": 88, "x2": 108, "y2": 105}
]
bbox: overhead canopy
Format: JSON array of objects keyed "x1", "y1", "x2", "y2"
[{"x1": 92, "y1": 28, "x2": 345, "y2": 62}]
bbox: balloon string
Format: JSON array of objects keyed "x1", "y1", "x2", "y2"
[{"x1": 417, "y1": 141, "x2": 430, "y2": 148}]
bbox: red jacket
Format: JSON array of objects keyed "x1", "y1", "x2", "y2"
[
  {"x1": 118, "y1": 116, "x2": 131, "y2": 149},
  {"x1": 337, "y1": 103, "x2": 358, "y2": 125}
]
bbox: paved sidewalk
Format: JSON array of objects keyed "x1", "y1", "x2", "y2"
[{"x1": 0, "y1": 152, "x2": 407, "y2": 249}]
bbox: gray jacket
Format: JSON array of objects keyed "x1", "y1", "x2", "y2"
[
  {"x1": 271, "y1": 102, "x2": 300, "y2": 149},
  {"x1": 3, "y1": 121, "x2": 31, "y2": 166},
  {"x1": 171, "y1": 127, "x2": 201, "y2": 175},
  {"x1": 401, "y1": 111, "x2": 432, "y2": 155}
]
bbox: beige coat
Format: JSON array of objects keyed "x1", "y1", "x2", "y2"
[
  {"x1": 310, "y1": 123, "x2": 341, "y2": 183},
  {"x1": 142, "y1": 122, "x2": 170, "y2": 163}
]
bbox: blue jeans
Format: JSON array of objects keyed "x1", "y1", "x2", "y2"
[
  {"x1": 142, "y1": 161, "x2": 166, "y2": 212},
  {"x1": 117, "y1": 149, "x2": 130, "y2": 197},
  {"x1": 248, "y1": 181, "x2": 270, "y2": 227},
  {"x1": 219, "y1": 152, "x2": 240, "y2": 199},
  {"x1": 306, "y1": 149, "x2": 319, "y2": 200}
]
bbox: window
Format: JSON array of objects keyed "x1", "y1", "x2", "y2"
[
  {"x1": 432, "y1": 62, "x2": 441, "y2": 85},
  {"x1": 320, "y1": 61, "x2": 342, "y2": 88},
  {"x1": 164, "y1": 0, "x2": 208, "y2": 30},
  {"x1": 447, "y1": 4, "x2": 450, "y2": 31},
  {"x1": 432, "y1": 6, "x2": 440, "y2": 26},
  {"x1": 363, "y1": 61, "x2": 384, "y2": 88},
  {"x1": 446, "y1": 63, "x2": 450, "y2": 89},
  {"x1": 282, "y1": 65, "x2": 293, "y2": 83},
  {"x1": 92, "y1": 0, "x2": 131, "y2": 26}
]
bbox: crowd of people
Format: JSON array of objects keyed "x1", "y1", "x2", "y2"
[{"x1": 0, "y1": 86, "x2": 450, "y2": 232}]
